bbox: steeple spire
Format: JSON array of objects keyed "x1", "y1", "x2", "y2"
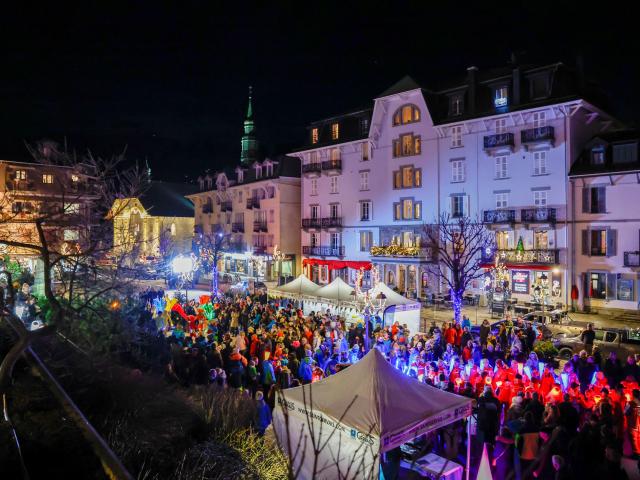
[{"x1": 240, "y1": 85, "x2": 258, "y2": 165}]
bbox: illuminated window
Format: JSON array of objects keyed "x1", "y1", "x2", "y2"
[
  {"x1": 392, "y1": 104, "x2": 421, "y2": 126},
  {"x1": 71, "y1": 174, "x2": 79, "y2": 182},
  {"x1": 393, "y1": 134, "x2": 421, "y2": 157},
  {"x1": 403, "y1": 199, "x2": 413, "y2": 219},
  {"x1": 393, "y1": 166, "x2": 421, "y2": 188},
  {"x1": 64, "y1": 229, "x2": 79, "y2": 241},
  {"x1": 64, "y1": 203, "x2": 80, "y2": 214},
  {"x1": 42, "y1": 174, "x2": 54, "y2": 184},
  {"x1": 359, "y1": 231, "x2": 373, "y2": 252},
  {"x1": 494, "y1": 86, "x2": 509, "y2": 108},
  {"x1": 330, "y1": 148, "x2": 340, "y2": 161},
  {"x1": 311, "y1": 128, "x2": 319, "y2": 144},
  {"x1": 393, "y1": 198, "x2": 422, "y2": 220},
  {"x1": 331, "y1": 123, "x2": 340, "y2": 140},
  {"x1": 362, "y1": 142, "x2": 369, "y2": 161},
  {"x1": 15, "y1": 170, "x2": 27, "y2": 181}
]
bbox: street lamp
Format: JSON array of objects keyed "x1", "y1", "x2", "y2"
[
  {"x1": 172, "y1": 254, "x2": 195, "y2": 301},
  {"x1": 351, "y1": 289, "x2": 387, "y2": 354},
  {"x1": 273, "y1": 244, "x2": 285, "y2": 286}
]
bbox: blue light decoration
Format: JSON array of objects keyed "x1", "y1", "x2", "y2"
[
  {"x1": 494, "y1": 86, "x2": 509, "y2": 109},
  {"x1": 451, "y1": 287, "x2": 464, "y2": 323}
]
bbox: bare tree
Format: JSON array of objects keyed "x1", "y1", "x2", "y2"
[
  {"x1": 0, "y1": 140, "x2": 148, "y2": 327},
  {"x1": 423, "y1": 213, "x2": 494, "y2": 322},
  {"x1": 194, "y1": 226, "x2": 230, "y2": 296}
]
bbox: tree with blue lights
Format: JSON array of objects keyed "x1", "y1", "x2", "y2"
[
  {"x1": 424, "y1": 213, "x2": 494, "y2": 322},
  {"x1": 194, "y1": 227, "x2": 228, "y2": 298}
]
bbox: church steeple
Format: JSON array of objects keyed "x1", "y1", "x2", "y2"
[{"x1": 240, "y1": 86, "x2": 258, "y2": 165}]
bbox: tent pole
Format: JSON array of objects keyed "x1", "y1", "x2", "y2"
[{"x1": 465, "y1": 417, "x2": 471, "y2": 480}]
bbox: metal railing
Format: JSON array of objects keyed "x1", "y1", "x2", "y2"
[
  {"x1": 483, "y1": 132, "x2": 514, "y2": 149},
  {"x1": 483, "y1": 209, "x2": 516, "y2": 224},
  {"x1": 321, "y1": 217, "x2": 342, "y2": 228},
  {"x1": 521, "y1": 207, "x2": 557, "y2": 223},
  {"x1": 321, "y1": 159, "x2": 342, "y2": 172},
  {"x1": 302, "y1": 218, "x2": 321, "y2": 229},
  {"x1": 521, "y1": 126, "x2": 555, "y2": 144},
  {"x1": 302, "y1": 245, "x2": 345, "y2": 256}
]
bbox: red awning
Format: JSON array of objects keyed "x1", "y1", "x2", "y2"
[
  {"x1": 480, "y1": 263, "x2": 554, "y2": 271},
  {"x1": 303, "y1": 258, "x2": 372, "y2": 271}
]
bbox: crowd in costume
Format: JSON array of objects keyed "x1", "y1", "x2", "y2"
[{"x1": 139, "y1": 289, "x2": 637, "y2": 479}]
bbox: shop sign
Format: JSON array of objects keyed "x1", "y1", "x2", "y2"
[{"x1": 511, "y1": 270, "x2": 530, "y2": 294}]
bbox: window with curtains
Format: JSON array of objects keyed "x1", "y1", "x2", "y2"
[
  {"x1": 393, "y1": 134, "x2": 421, "y2": 157},
  {"x1": 393, "y1": 197, "x2": 421, "y2": 220},
  {"x1": 359, "y1": 231, "x2": 373, "y2": 252},
  {"x1": 392, "y1": 104, "x2": 421, "y2": 126},
  {"x1": 393, "y1": 165, "x2": 422, "y2": 188}
]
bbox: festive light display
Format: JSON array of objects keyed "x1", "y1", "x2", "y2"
[{"x1": 370, "y1": 244, "x2": 423, "y2": 257}]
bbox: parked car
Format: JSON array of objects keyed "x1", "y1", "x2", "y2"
[
  {"x1": 470, "y1": 319, "x2": 553, "y2": 341},
  {"x1": 553, "y1": 328, "x2": 640, "y2": 359}
]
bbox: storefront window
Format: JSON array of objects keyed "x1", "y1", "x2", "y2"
[{"x1": 617, "y1": 278, "x2": 635, "y2": 301}]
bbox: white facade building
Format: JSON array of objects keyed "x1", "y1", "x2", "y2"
[
  {"x1": 293, "y1": 62, "x2": 624, "y2": 309},
  {"x1": 570, "y1": 131, "x2": 640, "y2": 313}
]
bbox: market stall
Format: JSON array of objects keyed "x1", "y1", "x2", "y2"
[{"x1": 273, "y1": 349, "x2": 473, "y2": 480}]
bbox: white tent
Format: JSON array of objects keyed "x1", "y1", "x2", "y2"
[
  {"x1": 271, "y1": 274, "x2": 321, "y2": 297},
  {"x1": 314, "y1": 277, "x2": 355, "y2": 302},
  {"x1": 273, "y1": 349, "x2": 473, "y2": 480},
  {"x1": 368, "y1": 282, "x2": 422, "y2": 334}
]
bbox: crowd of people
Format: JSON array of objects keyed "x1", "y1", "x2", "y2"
[{"x1": 139, "y1": 287, "x2": 638, "y2": 479}]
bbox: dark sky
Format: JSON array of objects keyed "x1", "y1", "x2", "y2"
[{"x1": 1, "y1": 2, "x2": 638, "y2": 181}]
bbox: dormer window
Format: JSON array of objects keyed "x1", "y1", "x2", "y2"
[
  {"x1": 216, "y1": 174, "x2": 228, "y2": 191},
  {"x1": 591, "y1": 146, "x2": 605, "y2": 165},
  {"x1": 331, "y1": 123, "x2": 340, "y2": 140},
  {"x1": 359, "y1": 117, "x2": 370, "y2": 135},
  {"x1": 449, "y1": 94, "x2": 464, "y2": 116},
  {"x1": 392, "y1": 104, "x2": 421, "y2": 126},
  {"x1": 311, "y1": 128, "x2": 319, "y2": 144},
  {"x1": 237, "y1": 170, "x2": 244, "y2": 183},
  {"x1": 264, "y1": 163, "x2": 273, "y2": 176},
  {"x1": 14, "y1": 170, "x2": 27, "y2": 181},
  {"x1": 613, "y1": 143, "x2": 638, "y2": 164},
  {"x1": 255, "y1": 165, "x2": 262, "y2": 179},
  {"x1": 494, "y1": 86, "x2": 509, "y2": 108}
]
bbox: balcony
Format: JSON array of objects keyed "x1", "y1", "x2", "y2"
[
  {"x1": 482, "y1": 249, "x2": 559, "y2": 265},
  {"x1": 521, "y1": 207, "x2": 557, "y2": 224},
  {"x1": 624, "y1": 251, "x2": 640, "y2": 267},
  {"x1": 302, "y1": 218, "x2": 322, "y2": 229},
  {"x1": 321, "y1": 159, "x2": 342, "y2": 174},
  {"x1": 221, "y1": 201, "x2": 233, "y2": 212},
  {"x1": 521, "y1": 126, "x2": 555, "y2": 148},
  {"x1": 302, "y1": 163, "x2": 322, "y2": 177},
  {"x1": 253, "y1": 221, "x2": 268, "y2": 233},
  {"x1": 370, "y1": 245, "x2": 433, "y2": 259},
  {"x1": 483, "y1": 132, "x2": 515, "y2": 152},
  {"x1": 246, "y1": 197, "x2": 260, "y2": 209},
  {"x1": 232, "y1": 222, "x2": 244, "y2": 233},
  {"x1": 302, "y1": 246, "x2": 345, "y2": 257},
  {"x1": 483, "y1": 209, "x2": 516, "y2": 224},
  {"x1": 321, "y1": 217, "x2": 343, "y2": 229}
]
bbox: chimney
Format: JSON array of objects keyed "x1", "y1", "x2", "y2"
[
  {"x1": 467, "y1": 66, "x2": 478, "y2": 114},
  {"x1": 512, "y1": 66, "x2": 521, "y2": 105}
]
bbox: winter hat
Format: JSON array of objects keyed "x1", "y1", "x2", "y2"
[{"x1": 255, "y1": 391, "x2": 264, "y2": 401}]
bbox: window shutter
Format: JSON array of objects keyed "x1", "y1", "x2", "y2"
[
  {"x1": 582, "y1": 273, "x2": 589, "y2": 300},
  {"x1": 581, "y1": 230, "x2": 589, "y2": 256},
  {"x1": 607, "y1": 229, "x2": 617, "y2": 257},
  {"x1": 606, "y1": 274, "x2": 617, "y2": 300},
  {"x1": 582, "y1": 188, "x2": 590, "y2": 213},
  {"x1": 463, "y1": 195, "x2": 470, "y2": 217},
  {"x1": 598, "y1": 187, "x2": 607, "y2": 213}
]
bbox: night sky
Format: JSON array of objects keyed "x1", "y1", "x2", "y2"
[{"x1": 1, "y1": 2, "x2": 638, "y2": 181}]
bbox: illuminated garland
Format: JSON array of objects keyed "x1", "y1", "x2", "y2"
[{"x1": 370, "y1": 245, "x2": 421, "y2": 257}]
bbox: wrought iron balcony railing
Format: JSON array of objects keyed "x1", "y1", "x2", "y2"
[
  {"x1": 321, "y1": 159, "x2": 342, "y2": 173},
  {"x1": 302, "y1": 218, "x2": 322, "y2": 229},
  {"x1": 483, "y1": 209, "x2": 516, "y2": 224},
  {"x1": 302, "y1": 245, "x2": 345, "y2": 257},
  {"x1": 521, "y1": 207, "x2": 556, "y2": 223},
  {"x1": 231, "y1": 222, "x2": 244, "y2": 233},
  {"x1": 521, "y1": 126, "x2": 555, "y2": 144},
  {"x1": 483, "y1": 132, "x2": 515, "y2": 150},
  {"x1": 321, "y1": 217, "x2": 342, "y2": 228},
  {"x1": 302, "y1": 163, "x2": 322, "y2": 175},
  {"x1": 624, "y1": 251, "x2": 640, "y2": 267}
]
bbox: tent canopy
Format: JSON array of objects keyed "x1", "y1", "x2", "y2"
[
  {"x1": 274, "y1": 274, "x2": 321, "y2": 296},
  {"x1": 276, "y1": 348, "x2": 472, "y2": 452},
  {"x1": 314, "y1": 277, "x2": 355, "y2": 302},
  {"x1": 368, "y1": 282, "x2": 417, "y2": 307}
]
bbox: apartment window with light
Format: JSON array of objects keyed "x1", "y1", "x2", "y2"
[
  {"x1": 311, "y1": 128, "x2": 319, "y2": 144},
  {"x1": 393, "y1": 198, "x2": 421, "y2": 220},
  {"x1": 310, "y1": 178, "x2": 318, "y2": 196},
  {"x1": 532, "y1": 111, "x2": 546, "y2": 128},
  {"x1": 15, "y1": 170, "x2": 27, "y2": 181},
  {"x1": 392, "y1": 104, "x2": 421, "y2": 126},
  {"x1": 589, "y1": 272, "x2": 607, "y2": 299},
  {"x1": 495, "y1": 156, "x2": 508, "y2": 179},
  {"x1": 331, "y1": 123, "x2": 340, "y2": 140},
  {"x1": 533, "y1": 151, "x2": 547, "y2": 175},
  {"x1": 359, "y1": 171, "x2": 369, "y2": 191},
  {"x1": 359, "y1": 231, "x2": 373, "y2": 252},
  {"x1": 42, "y1": 174, "x2": 54, "y2": 184},
  {"x1": 451, "y1": 125, "x2": 463, "y2": 148},
  {"x1": 71, "y1": 174, "x2": 79, "y2": 182},
  {"x1": 362, "y1": 142, "x2": 369, "y2": 161},
  {"x1": 330, "y1": 176, "x2": 338, "y2": 194},
  {"x1": 589, "y1": 229, "x2": 608, "y2": 256},
  {"x1": 534, "y1": 190, "x2": 548, "y2": 207},
  {"x1": 330, "y1": 148, "x2": 340, "y2": 161},
  {"x1": 64, "y1": 229, "x2": 79, "y2": 241},
  {"x1": 451, "y1": 160, "x2": 465, "y2": 183},
  {"x1": 393, "y1": 165, "x2": 422, "y2": 189},
  {"x1": 170, "y1": 223, "x2": 177, "y2": 236},
  {"x1": 495, "y1": 118, "x2": 508, "y2": 134},
  {"x1": 393, "y1": 134, "x2": 421, "y2": 157},
  {"x1": 360, "y1": 201, "x2": 371, "y2": 221},
  {"x1": 495, "y1": 193, "x2": 508, "y2": 209}
]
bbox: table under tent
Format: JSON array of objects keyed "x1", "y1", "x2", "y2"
[
  {"x1": 269, "y1": 275, "x2": 422, "y2": 333},
  {"x1": 273, "y1": 349, "x2": 473, "y2": 480}
]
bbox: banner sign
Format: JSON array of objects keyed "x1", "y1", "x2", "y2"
[{"x1": 511, "y1": 270, "x2": 530, "y2": 294}]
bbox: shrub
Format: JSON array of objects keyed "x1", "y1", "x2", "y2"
[{"x1": 534, "y1": 340, "x2": 559, "y2": 360}]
